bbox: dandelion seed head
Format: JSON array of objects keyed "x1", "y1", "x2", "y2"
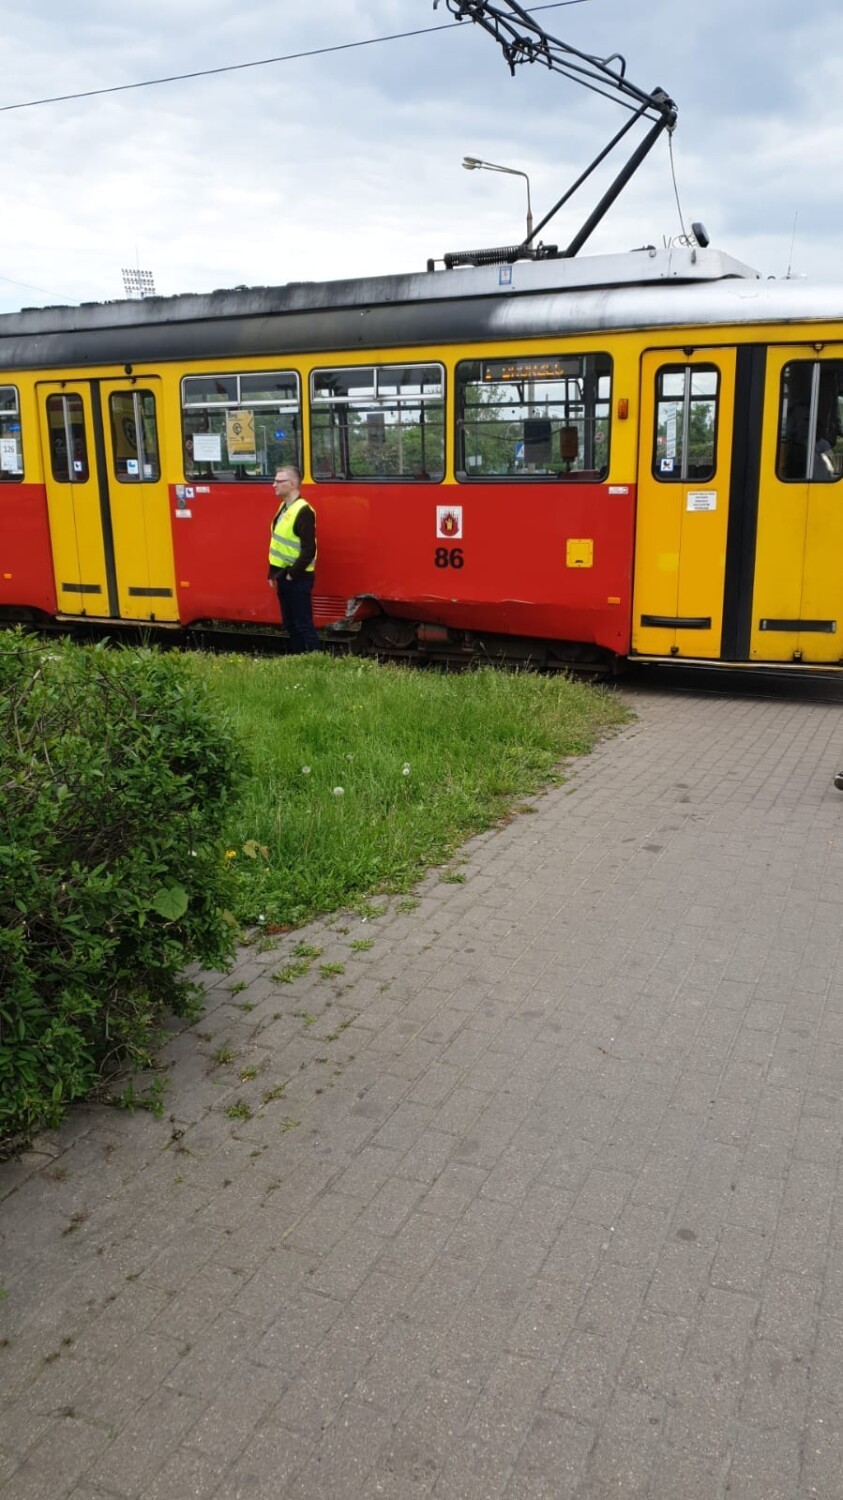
[
  {"x1": 402, "y1": 763, "x2": 411, "y2": 776},
  {"x1": 301, "y1": 765, "x2": 311, "y2": 775},
  {"x1": 333, "y1": 786, "x2": 345, "y2": 797}
]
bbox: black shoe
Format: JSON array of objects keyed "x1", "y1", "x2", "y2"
[{"x1": 834, "y1": 772, "x2": 843, "y2": 791}]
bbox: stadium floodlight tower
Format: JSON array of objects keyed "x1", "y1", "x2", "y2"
[
  {"x1": 434, "y1": 0, "x2": 678, "y2": 267},
  {"x1": 121, "y1": 267, "x2": 156, "y2": 299}
]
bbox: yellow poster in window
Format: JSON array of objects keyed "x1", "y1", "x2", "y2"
[{"x1": 226, "y1": 408, "x2": 256, "y2": 460}]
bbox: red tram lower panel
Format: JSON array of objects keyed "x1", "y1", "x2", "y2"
[
  {"x1": 0, "y1": 483, "x2": 57, "y2": 617},
  {"x1": 168, "y1": 479, "x2": 636, "y2": 655}
]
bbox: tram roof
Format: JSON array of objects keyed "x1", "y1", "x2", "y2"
[{"x1": 1, "y1": 246, "x2": 843, "y2": 371}]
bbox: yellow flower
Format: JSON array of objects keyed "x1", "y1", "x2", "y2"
[{"x1": 225, "y1": 849, "x2": 238, "y2": 860}]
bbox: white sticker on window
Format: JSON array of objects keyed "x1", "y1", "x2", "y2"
[{"x1": 193, "y1": 433, "x2": 222, "y2": 462}]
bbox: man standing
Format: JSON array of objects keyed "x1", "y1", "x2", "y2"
[{"x1": 268, "y1": 465, "x2": 319, "y2": 653}]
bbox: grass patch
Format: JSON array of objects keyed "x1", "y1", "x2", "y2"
[
  {"x1": 187, "y1": 655, "x2": 627, "y2": 929},
  {"x1": 272, "y1": 960, "x2": 313, "y2": 984},
  {"x1": 210, "y1": 1045, "x2": 236, "y2": 1068}
]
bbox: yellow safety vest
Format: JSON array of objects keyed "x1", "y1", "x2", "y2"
[{"x1": 268, "y1": 496, "x2": 316, "y2": 573}]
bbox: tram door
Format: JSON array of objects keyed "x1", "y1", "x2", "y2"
[
  {"x1": 632, "y1": 348, "x2": 736, "y2": 659},
  {"x1": 750, "y1": 349, "x2": 843, "y2": 664},
  {"x1": 37, "y1": 378, "x2": 177, "y2": 621}
]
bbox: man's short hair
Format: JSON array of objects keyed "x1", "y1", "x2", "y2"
[{"x1": 277, "y1": 464, "x2": 302, "y2": 487}]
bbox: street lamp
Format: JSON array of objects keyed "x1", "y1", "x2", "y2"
[{"x1": 462, "y1": 155, "x2": 533, "y2": 243}]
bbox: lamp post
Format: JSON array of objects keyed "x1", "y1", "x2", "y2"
[{"x1": 462, "y1": 155, "x2": 533, "y2": 243}]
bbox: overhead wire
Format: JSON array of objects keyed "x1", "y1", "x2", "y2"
[
  {"x1": 0, "y1": 2, "x2": 591, "y2": 115},
  {"x1": 0, "y1": 272, "x2": 80, "y2": 304},
  {"x1": 2, "y1": 0, "x2": 691, "y2": 307}
]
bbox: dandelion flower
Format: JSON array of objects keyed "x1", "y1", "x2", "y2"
[
  {"x1": 333, "y1": 786, "x2": 345, "y2": 797},
  {"x1": 301, "y1": 765, "x2": 311, "y2": 775},
  {"x1": 225, "y1": 849, "x2": 237, "y2": 860}
]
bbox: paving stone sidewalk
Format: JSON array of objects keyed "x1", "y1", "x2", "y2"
[{"x1": 3, "y1": 676, "x2": 843, "y2": 1500}]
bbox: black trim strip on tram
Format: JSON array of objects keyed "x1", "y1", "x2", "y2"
[
  {"x1": 759, "y1": 618, "x2": 837, "y2": 633},
  {"x1": 640, "y1": 614, "x2": 712, "y2": 630},
  {"x1": 86, "y1": 380, "x2": 121, "y2": 619},
  {"x1": 720, "y1": 345, "x2": 766, "y2": 661},
  {"x1": 128, "y1": 586, "x2": 174, "y2": 598},
  {"x1": 62, "y1": 582, "x2": 102, "y2": 594}
]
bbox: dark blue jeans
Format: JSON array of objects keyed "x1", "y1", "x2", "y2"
[{"x1": 276, "y1": 574, "x2": 320, "y2": 654}]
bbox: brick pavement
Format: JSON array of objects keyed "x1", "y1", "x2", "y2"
[{"x1": 3, "y1": 675, "x2": 843, "y2": 1499}]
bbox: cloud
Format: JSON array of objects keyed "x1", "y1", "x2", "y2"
[{"x1": 1, "y1": 0, "x2": 842, "y2": 312}]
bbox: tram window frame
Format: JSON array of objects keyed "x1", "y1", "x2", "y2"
[
  {"x1": 777, "y1": 359, "x2": 843, "y2": 483},
  {"x1": 0, "y1": 385, "x2": 24, "y2": 482},
  {"x1": 309, "y1": 362, "x2": 445, "y2": 482},
  {"x1": 455, "y1": 353, "x2": 612, "y2": 483},
  {"x1": 652, "y1": 364, "x2": 719, "y2": 483},
  {"x1": 181, "y1": 369, "x2": 302, "y2": 480},
  {"x1": 46, "y1": 393, "x2": 90, "y2": 485},
  {"x1": 108, "y1": 389, "x2": 161, "y2": 484}
]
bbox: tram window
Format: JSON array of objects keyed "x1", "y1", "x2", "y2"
[
  {"x1": 653, "y1": 365, "x2": 718, "y2": 483},
  {"x1": 777, "y1": 360, "x2": 843, "y2": 482},
  {"x1": 312, "y1": 369, "x2": 376, "y2": 402},
  {"x1": 181, "y1": 369, "x2": 301, "y2": 479},
  {"x1": 0, "y1": 385, "x2": 23, "y2": 481},
  {"x1": 183, "y1": 375, "x2": 238, "y2": 405},
  {"x1": 240, "y1": 372, "x2": 299, "y2": 404},
  {"x1": 455, "y1": 353, "x2": 612, "y2": 481},
  {"x1": 109, "y1": 390, "x2": 160, "y2": 482},
  {"x1": 310, "y1": 363, "x2": 445, "y2": 481},
  {"x1": 46, "y1": 393, "x2": 89, "y2": 484}
]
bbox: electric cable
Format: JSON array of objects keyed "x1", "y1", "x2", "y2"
[{"x1": 0, "y1": 2, "x2": 591, "y2": 115}]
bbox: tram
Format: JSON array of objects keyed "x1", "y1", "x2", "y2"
[{"x1": 2, "y1": 243, "x2": 843, "y2": 671}]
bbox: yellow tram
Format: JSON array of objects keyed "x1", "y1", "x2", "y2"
[{"x1": 1, "y1": 245, "x2": 843, "y2": 671}]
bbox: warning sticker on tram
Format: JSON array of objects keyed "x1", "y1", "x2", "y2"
[{"x1": 687, "y1": 491, "x2": 717, "y2": 512}]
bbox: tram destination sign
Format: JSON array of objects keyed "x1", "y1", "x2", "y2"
[{"x1": 483, "y1": 357, "x2": 580, "y2": 383}]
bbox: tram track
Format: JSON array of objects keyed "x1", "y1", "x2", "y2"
[{"x1": 7, "y1": 618, "x2": 843, "y2": 703}]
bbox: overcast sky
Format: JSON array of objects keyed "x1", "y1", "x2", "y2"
[{"x1": 2, "y1": 0, "x2": 842, "y2": 314}]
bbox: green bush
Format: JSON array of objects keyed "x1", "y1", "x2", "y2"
[{"x1": 0, "y1": 633, "x2": 245, "y2": 1155}]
